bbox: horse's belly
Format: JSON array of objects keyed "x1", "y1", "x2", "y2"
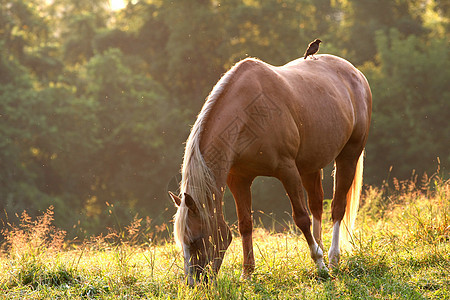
[{"x1": 295, "y1": 148, "x2": 339, "y2": 174}]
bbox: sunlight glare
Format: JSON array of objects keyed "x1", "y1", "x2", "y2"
[{"x1": 110, "y1": 0, "x2": 126, "y2": 11}]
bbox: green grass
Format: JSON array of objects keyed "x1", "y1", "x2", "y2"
[{"x1": 1, "y1": 175, "x2": 449, "y2": 299}]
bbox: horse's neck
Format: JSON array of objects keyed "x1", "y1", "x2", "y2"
[
  {"x1": 201, "y1": 142, "x2": 232, "y2": 188},
  {"x1": 211, "y1": 172, "x2": 228, "y2": 213},
  {"x1": 198, "y1": 150, "x2": 229, "y2": 213}
]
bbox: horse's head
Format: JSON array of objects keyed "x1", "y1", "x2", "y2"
[{"x1": 170, "y1": 192, "x2": 232, "y2": 285}]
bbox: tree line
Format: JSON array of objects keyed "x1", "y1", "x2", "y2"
[{"x1": 1, "y1": 0, "x2": 448, "y2": 237}]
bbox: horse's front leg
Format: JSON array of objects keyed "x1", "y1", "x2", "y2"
[{"x1": 227, "y1": 174, "x2": 255, "y2": 280}]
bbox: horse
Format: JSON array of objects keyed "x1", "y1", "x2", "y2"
[{"x1": 169, "y1": 54, "x2": 372, "y2": 285}]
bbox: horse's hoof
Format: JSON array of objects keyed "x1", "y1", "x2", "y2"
[
  {"x1": 318, "y1": 269, "x2": 330, "y2": 279},
  {"x1": 317, "y1": 263, "x2": 330, "y2": 279},
  {"x1": 328, "y1": 262, "x2": 339, "y2": 271},
  {"x1": 328, "y1": 256, "x2": 340, "y2": 270},
  {"x1": 328, "y1": 249, "x2": 340, "y2": 270}
]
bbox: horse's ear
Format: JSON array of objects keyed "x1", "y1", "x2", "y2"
[
  {"x1": 169, "y1": 191, "x2": 181, "y2": 207},
  {"x1": 184, "y1": 193, "x2": 198, "y2": 214}
]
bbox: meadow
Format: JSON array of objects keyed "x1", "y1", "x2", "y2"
[{"x1": 1, "y1": 173, "x2": 448, "y2": 299}]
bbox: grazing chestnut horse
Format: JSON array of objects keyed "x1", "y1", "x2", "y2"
[{"x1": 169, "y1": 54, "x2": 371, "y2": 284}]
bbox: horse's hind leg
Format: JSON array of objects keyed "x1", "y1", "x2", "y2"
[
  {"x1": 329, "y1": 152, "x2": 361, "y2": 268},
  {"x1": 278, "y1": 164, "x2": 328, "y2": 275},
  {"x1": 301, "y1": 171, "x2": 324, "y2": 250},
  {"x1": 227, "y1": 174, "x2": 255, "y2": 280}
]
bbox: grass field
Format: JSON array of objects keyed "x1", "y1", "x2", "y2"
[{"x1": 1, "y1": 174, "x2": 449, "y2": 299}]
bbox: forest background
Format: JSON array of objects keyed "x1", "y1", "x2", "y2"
[{"x1": 1, "y1": 0, "x2": 448, "y2": 239}]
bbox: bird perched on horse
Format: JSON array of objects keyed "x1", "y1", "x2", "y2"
[{"x1": 304, "y1": 39, "x2": 322, "y2": 60}]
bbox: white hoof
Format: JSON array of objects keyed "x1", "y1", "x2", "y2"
[
  {"x1": 328, "y1": 248, "x2": 340, "y2": 269},
  {"x1": 311, "y1": 243, "x2": 329, "y2": 278},
  {"x1": 316, "y1": 260, "x2": 330, "y2": 278}
]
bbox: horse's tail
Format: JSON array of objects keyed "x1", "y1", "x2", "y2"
[{"x1": 340, "y1": 150, "x2": 364, "y2": 250}]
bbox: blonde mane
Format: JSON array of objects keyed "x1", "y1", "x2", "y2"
[{"x1": 174, "y1": 58, "x2": 258, "y2": 248}]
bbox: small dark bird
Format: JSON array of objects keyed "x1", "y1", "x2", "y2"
[{"x1": 304, "y1": 39, "x2": 322, "y2": 60}]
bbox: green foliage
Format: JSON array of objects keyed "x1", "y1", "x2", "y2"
[
  {"x1": 0, "y1": 58, "x2": 100, "y2": 228},
  {"x1": 361, "y1": 29, "x2": 450, "y2": 180},
  {"x1": 76, "y1": 48, "x2": 182, "y2": 233},
  {"x1": 335, "y1": 0, "x2": 429, "y2": 65}
]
